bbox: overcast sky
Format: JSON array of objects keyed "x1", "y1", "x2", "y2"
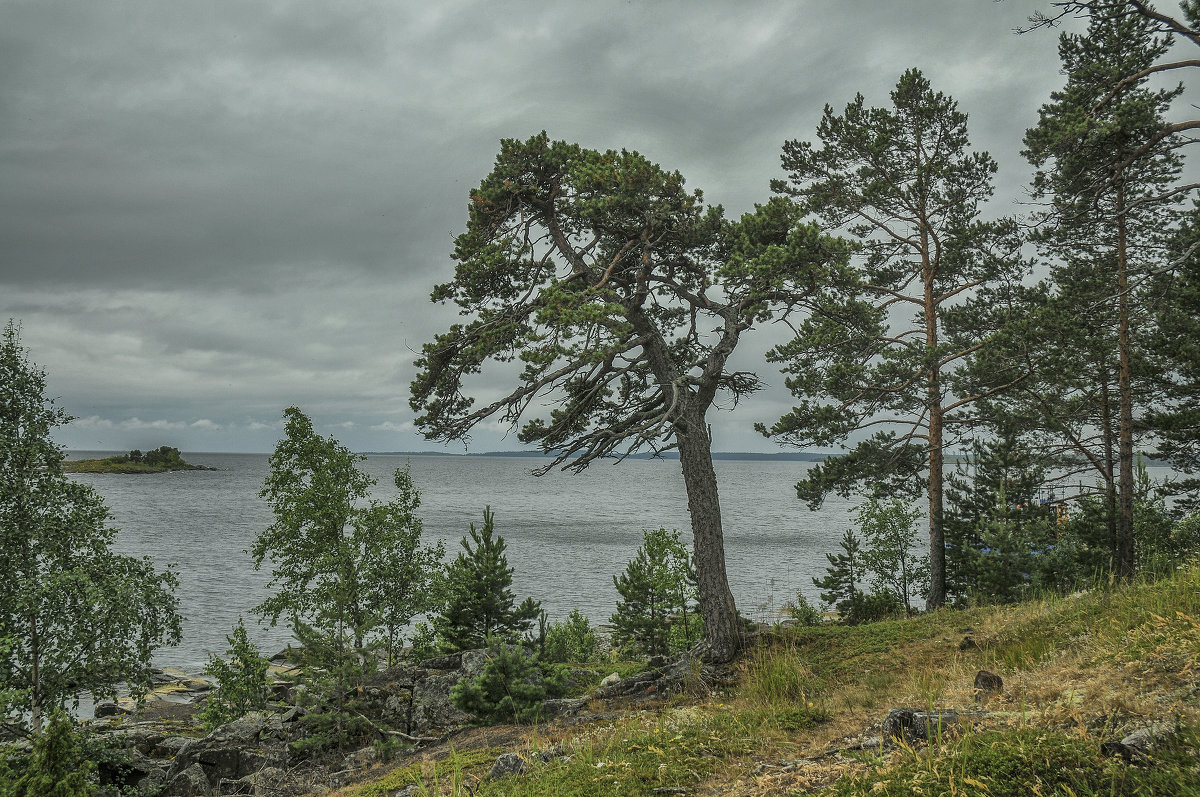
[{"x1": 3, "y1": 0, "x2": 1094, "y2": 454}]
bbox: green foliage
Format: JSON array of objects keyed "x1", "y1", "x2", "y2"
[
  {"x1": 854, "y1": 496, "x2": 928, "y2": 615},
  {"x1": 252, "y1": 406, "x2": 443, "y2": 668},
  {"x1": 199, "y1": 618, "x2": 270, "y2": 731},
  {"x1": 611, "y1": 528, "x2": 699, "y2": 656},
  {"x1": 944, "y1": 429, "x2": 1058, "y2": 605},
  {"x1": 0, "y1": 321, "x2": 182, "y2": 734},
  {"x1": 450, "y1": 639, "x2": 568, "y2": 724},
  {"x1": 8, "y1": 711, "x2": 95, "y2": 796},
  {"x1": 764, "y1": 69, "x2": 1026, "y2": 609},
  {"x1": 410, "y1": 132, "x2": 848, "y2": 664},
  {"x1": 824, "y1": 725, "x2": 1199, "y2": 797},
  {"x1": 812, "y1": 529, "x2": 863, "y2": 618},
  {"x1": 406, "y1": 622, "x2": 439, "y2": 663},
  {"x1": 432, "y1": 507, "x2": 540, "y2": 653},
  {"x1": 541, "y1": 609, "x2": 598, "y2": 664},
  {"x1": 786, "y1": 593, "x2": 823, "y2": 627},
  {"x1": 1017, "y1": 11, "x2": 1192, "y2": 578}
]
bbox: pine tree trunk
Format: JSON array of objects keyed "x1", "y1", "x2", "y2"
[
  {"x1": 1099, "y1": 362, "x2": 1119, "y2": 563},
  {"x1": 676, "y1": 412, "x2": 742, "y2": 663},
  {"x1": 1115, "y1": 180, "x2": 1137, "y2": 579},
  {"x1": 923, "y1": 222, "x2": 947, "y2": 611}
]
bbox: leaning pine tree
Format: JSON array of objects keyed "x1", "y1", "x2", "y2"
[{"x1": 410, "y1": 133, "x2": 850, "y2": 662}]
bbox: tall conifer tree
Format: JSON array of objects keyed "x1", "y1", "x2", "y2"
[
  {"x1": 1022, "y1": 12, "x2": 1190, "y2": 576},
  {"x1": 763, "y1": 69, "x2": 1025, "y2": 609}
]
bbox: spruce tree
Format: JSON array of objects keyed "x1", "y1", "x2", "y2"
[{"x1": 433, "y1": 507, "x2": 540, "y2": 652}]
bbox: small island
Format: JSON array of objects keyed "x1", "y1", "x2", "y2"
[{"x1": 64, "y1": 446, "x2": 213, "y2": 474}]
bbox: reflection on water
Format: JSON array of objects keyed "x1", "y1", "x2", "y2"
[{"x1": 68, "y1": 452, "x2": 857, "y2": 671}]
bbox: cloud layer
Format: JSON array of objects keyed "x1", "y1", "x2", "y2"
[{"x1": 3, "y1": 1, "x2": 1080, "y2": 452}]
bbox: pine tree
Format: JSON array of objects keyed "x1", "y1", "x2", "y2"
[
  {"x1": 410, "y1": 133, "x2": 850, "y2": 662},
  {"x1": 611, "y1": 528, "x2": 698, "y2": 656},
  {"x1": 944, "y1": 425, "x2": 1052, "y2": 604},
  {"x1": 812, "y1": 529, "x2": 863, "y2": 618},
  {"x1": 433, "y1": 507, "x2": 540, "y2": 652},
  {"x1": 1022, "y1": 12, "x2": 1189, "y2": 578},
  {"x1": 763, "y1": 69, "x2": 1026, "y2": 610}
]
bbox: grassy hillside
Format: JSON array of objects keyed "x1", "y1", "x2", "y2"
[{"x1": 338, "y1": 562, "x2": 1200, "y2": 796}]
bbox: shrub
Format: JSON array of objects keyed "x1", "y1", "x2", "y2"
[
  {"x1": 450, "y1": 639, "x2": 568, "y2": 724},
  {"x1": 199, "y1": 617, "x2": 270, "y2": 730},
  {"x1": 8, "y1": 711, "x2": 95, "y2": 796},
  {"x1": 541, "y1": 609, "x2": 598, "y2": 663},
  {"x1": 787, "y1": 592, "x2": 824, "y2": 627}
]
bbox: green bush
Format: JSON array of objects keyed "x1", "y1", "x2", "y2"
[
  {"x1": 8, "y1": 711, "x2": 95, "y2": 796},
  {"x1": 199, "y1": 618, "x2": 270, "y2": 730},
  {"x1": 788, "y1": 592, "x2": 824, "y2": 626},
  {"x1": 541, "y1": 609, "x2": 597, "y2": 663},
  {"x1": 450, "y1": 639, "x2": 568, "y2": 724},
  {"x1": 840, "y1": 589, "x2": 905, "y2": 625}
]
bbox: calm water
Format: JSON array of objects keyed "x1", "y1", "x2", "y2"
[{"x1": 67, "y1": 452, "x2": 857, "y2": 671}]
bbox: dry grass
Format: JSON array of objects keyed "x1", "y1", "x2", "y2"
[{"x1": 338, "y1": 562, "x2": 1200, "y2": 796}]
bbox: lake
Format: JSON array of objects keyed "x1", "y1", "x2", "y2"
[{"x1": 66, "y1": 451, "x2": 860, "y2": 671}]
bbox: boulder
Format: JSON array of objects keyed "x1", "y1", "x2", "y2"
[
  {"x1": 94, "y1": 701, "x2": 132, "y2": 718},
  {"x1": 162, "y1": 763, "x2": 211, "y2": 797},
  {"x1": 973, "y1": 670, "x2": 1003, "y2": 703},
  {"x1": 409, "y1": 670, "x2": 474, "y2": 734},
  {"x1": 1102, "y1": 723, "x2": 1175, "y2": 762},
  {"x1": 490, "y1": 752, "x2": 529, "y2": 779},
  {"x1": 881, "y1": 708, "x2": 961, "y2": 745},
  {"x1": 599, "y1": 673, "x2": 621, "y2": 688},
  {"x1": 165, "y1": 712, "x2": 288, "y2": 788}
]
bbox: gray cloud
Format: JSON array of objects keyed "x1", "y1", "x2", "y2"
[{"x1": 2, "y1": 0, "x2": 1096, "y2": 452}]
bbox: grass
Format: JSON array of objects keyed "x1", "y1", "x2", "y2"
[{"x1": 338, "y1": 561, "x2": 1200, "y2": 796}]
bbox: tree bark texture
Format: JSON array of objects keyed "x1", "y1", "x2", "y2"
[
  {"x1": 1115, "y1": 180, "x2": 1137, "y2": 578},
  {"x1": 676, "y1": 412, "x2": 742, "y2": 663}
]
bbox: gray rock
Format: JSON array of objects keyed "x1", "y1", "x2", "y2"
[
  {"x1": 490, "y1": 752, "x2": 529, "y2": 779},
  {"x1": 94, "y1": 701, "x2": 132, "y2": 718},
  {"x1": 409, "y1": 671, "x2": 473, "y2": 734},
  {"x1": 881, "y1": 709, "x2": 961, "y2": 745},
  {"x1": 166, "y1": 713, "x2": 288, "y2": 787},
  {"x1": 1103, "y1": 724, "x2": 1175, "y2": 762},
  {"x1": 599, "y1": 673, "x2": 621, "y2": 688},
  {"x1": 383, "y1": 690, "x2": 412, "y2": 727},
  {"x1": 417, "y1": 651, "x2": 463, "y2": 670},
  {"x1": 163, "y1": 762, "x2": 212, "y2": 797},
  {"x1": 460, "y1": 649, "x2": 490, "y2": 678},
  {"x1": 973, "y1": 670, "x2": 1003, "y2": 702},
  {"x1": 541, "y1": 697, "x2": 588, "y2": 719}
]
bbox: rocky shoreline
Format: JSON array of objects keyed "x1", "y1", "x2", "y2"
[{"x1": 82, "y1": 646, "x2": 706, "y2": 796}]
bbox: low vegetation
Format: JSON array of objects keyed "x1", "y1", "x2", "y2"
[
  {"x1": 335, "y1": 560, "x2": 1200, "y2": 796},
  {"x1": 62, "y1": 445, "x2": 207, "y2": 473}
]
